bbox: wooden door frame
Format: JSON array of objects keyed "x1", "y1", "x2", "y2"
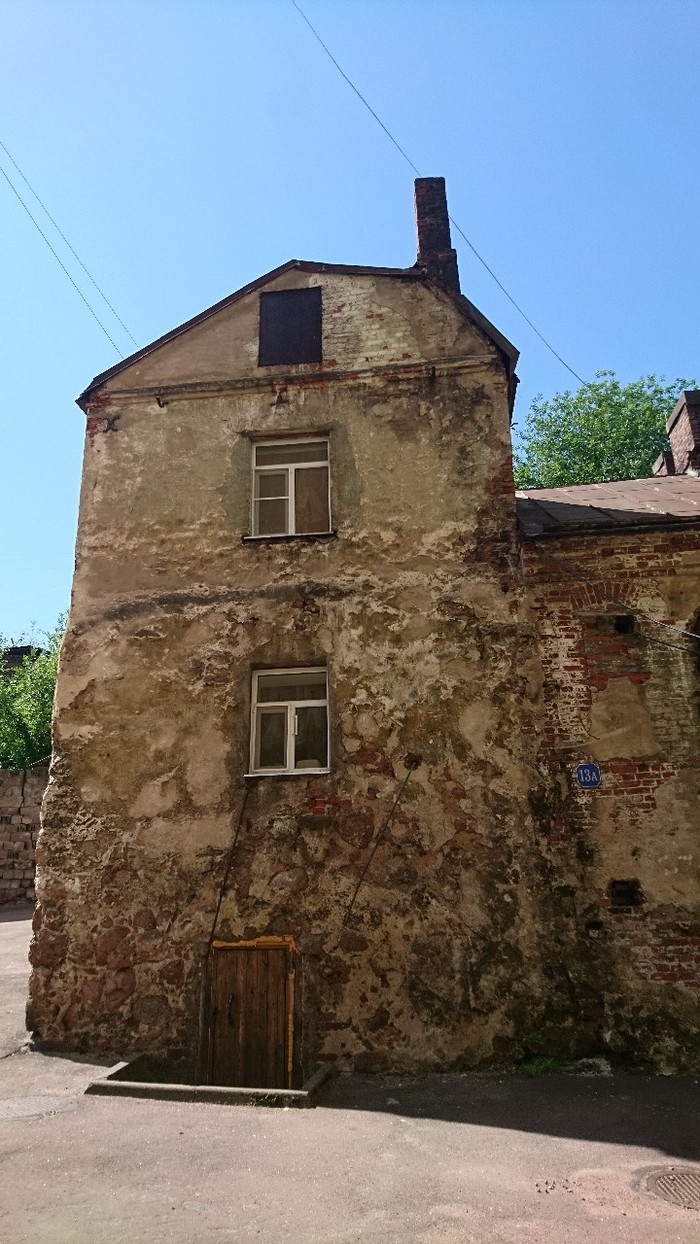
[{"x1": 206, "y1": 935, "x2": 296, "y2": 1088}]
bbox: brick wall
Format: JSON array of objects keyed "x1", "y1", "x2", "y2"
[
  {"x1": 522, "y1": 527, "x2": 700, "y2": 1065},
  {"x1": 667, "y1": 391, "x2": 700, "y2": 474},
  {"x1": 604, "y1": 903, "x2": 700, "y2": 989},
  {"x1": 0, "y1": 767, "x2": 48, "y2": 906}
]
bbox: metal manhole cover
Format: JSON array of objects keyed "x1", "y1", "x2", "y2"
[
  {"x1": 645, "y1": 1167, "x2": 700, "y2": 1210},
  {"x1": 0, "y1": 1096, "x2": 77, "y2": 1121}
]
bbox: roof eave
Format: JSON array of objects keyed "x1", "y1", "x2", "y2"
[
  {"x1": 518, "y1": 515, "x2": 700, "y2": 539},
  {"x1": 452, "y1": 290, "x2": 519, "y2": 376},
  {"x1": 416, "y1": 276, "x2": 519, "y2": 416}
]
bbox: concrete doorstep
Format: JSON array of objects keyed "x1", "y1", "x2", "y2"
[{"x1": 85, "y1": 1056, "x2": 335, "y2": 1106}]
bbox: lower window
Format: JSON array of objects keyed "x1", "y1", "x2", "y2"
[{"x1": 251, "y1": 668, "x2": 329, "y2": 775}]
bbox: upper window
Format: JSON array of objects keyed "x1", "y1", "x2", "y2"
[
  {"x1": 258, "y1": 288, "x2": 322, "y2": 366},
  {"x1": 250, "y1": 668, "x2": 329, "y2": 775},
  {"x1": 252, "y1": 439, "x2": 330, "y2": 537}
]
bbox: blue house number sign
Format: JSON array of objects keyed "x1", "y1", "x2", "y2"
[{"x1": 576, "y1": 762, "x2": 602, "y2": 789}]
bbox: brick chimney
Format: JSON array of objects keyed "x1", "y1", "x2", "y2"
[
  {"x1": 653, "y1": 390, "x2": 700, "y2": 475},
  {"x1": 414, "y1": 177, "x2": 460, "y2": 295}
]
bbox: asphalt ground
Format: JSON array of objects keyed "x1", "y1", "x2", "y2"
[{"x1": 1, "y1": 904, "x2": 699, "y2": 1243}]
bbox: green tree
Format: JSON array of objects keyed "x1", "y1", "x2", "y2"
[
  {"x1": 513, "y1": 371, "x2": 696, "y2": 489},
  {"x1": 0, "y1": 620, "x2": 64, "y2": 770}
]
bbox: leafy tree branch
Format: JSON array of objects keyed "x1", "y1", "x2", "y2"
[
  {"x1": 0, "y1": 618, "x2": 64, "y2": 770},
  {"x1": 513, "y1": 371, "x2": 696, "y2": 489}
]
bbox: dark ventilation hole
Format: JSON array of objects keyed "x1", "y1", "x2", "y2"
[
  {"x1": 609, "y1": 879, "x2": 644, "y2": 909},
  {"x1": 613, "y1": 615, "x2": 635, "y2": 635},
  {"x1": 259, "y1": 288, "x2": 322, "y2": 367}
]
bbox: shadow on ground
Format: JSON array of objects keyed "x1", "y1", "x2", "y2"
[
  {"x1": 318, "y1": 1070, "x2": 700, "y2": 1162},
  {"x1": 0, "y1": 903, "x2": 34, "y2": 924},
  {"x1": 3, "y1": 907, "x2": 699, "y2": 1168}
]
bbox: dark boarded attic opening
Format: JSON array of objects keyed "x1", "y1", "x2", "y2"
[
  {"x1": 258, "y1": 287, "x2": 322, "y2": 366},
  {"x1": 608, "y1": 879, "x2": 644, "y2": 909}
]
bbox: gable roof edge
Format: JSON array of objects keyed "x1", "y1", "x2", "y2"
[
  {"x1": 77, "y1": 260, "x2": 519, "y2": 412},
  {"x1": 78, "y1": 259, "x2": 305, "y2": 408},
  {"x1": 444, "y1": 285, "x2": 519, "y2": 417}
]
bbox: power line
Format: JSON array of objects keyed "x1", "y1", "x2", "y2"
[
  {"x1": 0, "y1": 139, "x2": 138, "y2": 348},
  {"x1": 0, "y1": 163, "x2": 124, "y2": 357},
  {"x1": 291, "y1": 0, "x2": 585, "y2": 386},
  {"x1": 447, "y1": 217, "x2": 585, "y2": 383},
  {"x1": 291, "y1": 0, "x2": 421, "y2": 177}
]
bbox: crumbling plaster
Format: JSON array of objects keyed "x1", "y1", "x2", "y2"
[
  {"x1": 28, "y1": 265, "x2": 700, "y2": 1073},
  {"x1": 29, "y1": 270, "x2": 557, "y2": 1071}
]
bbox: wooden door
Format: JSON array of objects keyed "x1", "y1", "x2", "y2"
[{"x1": 208, "y1": 943, "x2": 292, "y2": 1088}]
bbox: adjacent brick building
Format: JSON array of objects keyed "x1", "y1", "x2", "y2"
[
  {"x1": 517, "y1": 472, "x2": 700, "y2": 1067},
  {"x1": 28, "y1": 181, "x2": 700, "y2": 1081}
]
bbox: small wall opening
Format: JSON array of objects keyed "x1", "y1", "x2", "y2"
[
  {"x1": 608, "y1": 879, "x2": 644, "y2": 909},
  {"x1": 593, "y1": 613, "x2": 637, "y2": 636},
  {"x1": 613, "y1": 615, "x2": 635, "y2": 635}
]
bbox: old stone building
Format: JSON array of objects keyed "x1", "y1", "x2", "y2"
[{"x1": 28, "y1": 181, "x2": 700, "y2": 1083}]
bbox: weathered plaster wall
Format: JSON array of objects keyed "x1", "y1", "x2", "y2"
[
  {"x1": 522, "y1": 529, "x2": 700, "y2": 1068},
  {"x1": 28, "y1": 271, "x2": 557, "y2": 1071},
  {"x1": 30, "y1": 262, "x2": 700, "y2": 1073},
  {"x1": 0, "y1": 767, "x2": 48, "y2": 905}
]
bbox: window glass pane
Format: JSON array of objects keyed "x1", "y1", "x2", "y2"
[
  {"x1": 294, "y1": 706, "x2": 328, "y2": 770},
  {"x1": 255, "y1": 470, "x2": 288, "y2": 499},
  {"x1": 254, "y1": 498, "x2": 288, "y2": 535},
  {"x1": 257, "y1": 708, "x2": 286, "y2": 769},
  {"x1": 295, "y1": 465, "x2": 330, "y2": 533},
  {"x1": 255, "y1": 441, "x2": 328, "y2": 467},
  {"x1": 257, "y1": 670, "x2": 327, "y2": 703}
]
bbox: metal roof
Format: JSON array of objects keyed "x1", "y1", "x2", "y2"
[{"x1": 516, "y1": 475, "x2": 700, "y2": 536}]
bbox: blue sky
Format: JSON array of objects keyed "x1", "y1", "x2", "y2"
[{"x1": 2, "y1": 0, "x2": 699, "y2": 638}]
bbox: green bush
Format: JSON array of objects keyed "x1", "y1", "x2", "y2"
[{"x1": 0, "y1": 620, "x2": 64, "y2": 770}]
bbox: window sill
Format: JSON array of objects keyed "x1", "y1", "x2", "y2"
[
  {"x1": 244, "y1": 769, "x2": 331, "y2": 780},
  {"x1": 242, "y1": 531, "x2": 337, "y2": 545}
]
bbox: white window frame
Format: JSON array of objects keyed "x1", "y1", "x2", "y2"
[
  {"x1": 251, "y1": 437, "x2": 331, "y2": 537},
  {"x1": 249, "y1": 667, "x2": 330, "y2": 776}
]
